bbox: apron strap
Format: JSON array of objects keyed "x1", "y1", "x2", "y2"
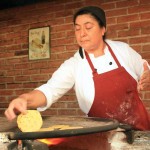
[
  {"x1": 85, "y1": 42, "x2": 122, "y2": 75},
  {"x1": 85, "y1": 51, "x2": 97, "y2": 75},
  {"x1": 105, "y1": 42, "x2": 121, "y2": 67}
]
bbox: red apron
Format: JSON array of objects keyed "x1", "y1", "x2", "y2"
[{"x1": 86, "y1": 43, "x2": 150, "y2": 130}]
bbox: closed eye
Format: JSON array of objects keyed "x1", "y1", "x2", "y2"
[
  {"x1": 75, "y1": 25, "x2": 81, "y2": 31},
  {"x1": 85, "y1": 23, "x2": 93, "y2": 30},
  {"x1": 86, "y1": 26, "x2": 92, "y2": 30}
]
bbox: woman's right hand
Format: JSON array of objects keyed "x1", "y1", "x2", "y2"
[
  {"x1": 5, "y1": 90, "x2": 47, "y2": 121},
  {"x1": 4, "y1": 96, "x2": 27, "y2": 121}
]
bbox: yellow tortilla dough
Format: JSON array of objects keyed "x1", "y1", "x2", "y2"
[
  {"x1": 60, "y1": 126, "x2": 83, "y2": 130},
  {"x1": 39, "y1": 125, "x2": 83, "y2": 131},
  {"x1": 17, "y1": 110, "x2": 43, "y2": 132}
]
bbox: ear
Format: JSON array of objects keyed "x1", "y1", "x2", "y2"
[{"x1": 102, "y1": 27, "x2": 106, "y2": 36}]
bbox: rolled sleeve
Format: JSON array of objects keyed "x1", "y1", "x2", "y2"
[{"x1": 36, "y1": 84, "x2": 53, "y2": 111}]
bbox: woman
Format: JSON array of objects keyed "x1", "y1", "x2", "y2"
[{"x1": 5, "y1": 6, "x2": 150, "y2": 130}]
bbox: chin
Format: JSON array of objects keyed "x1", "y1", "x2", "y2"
[{"x1": 80, "y1": 44, "x2": 90, "y2": 50}]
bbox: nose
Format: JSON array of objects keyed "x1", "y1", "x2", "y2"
[{"x1": 80, "y1": 28, "x2": 86, "y2": 37}]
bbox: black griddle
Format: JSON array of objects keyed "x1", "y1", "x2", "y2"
[{"x1": 0, "y1": 116, "x2": 119, "y2": 140}]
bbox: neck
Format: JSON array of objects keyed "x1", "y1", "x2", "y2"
[{"x1": 86, "y1": 41, "x2": 106, "y2": 58}]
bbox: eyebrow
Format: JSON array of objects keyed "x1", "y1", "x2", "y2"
[{"x1": 75, "y1": 22, "x2": 93, "y2": 26}]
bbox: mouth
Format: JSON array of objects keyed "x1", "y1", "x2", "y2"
[{"x1": 80, "y1": 40, "x2": 89, "y2": 44}]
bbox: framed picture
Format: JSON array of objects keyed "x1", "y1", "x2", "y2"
[{"x1": 29, "y1": 26, "x2": 50, "y2": 60}]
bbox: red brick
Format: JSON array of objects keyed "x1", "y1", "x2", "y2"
[
  {"x1": 15, "y1": 50, "x2": 28, "y2": 56},
  {"x1": 14, "y1": 37, "x2": 28, "y2": 45},
  {"x1": 58, "y1": 108, "x2": 77, "y2": 116},
  {"x1": 141, "y1": 52, "x2": 150, "y2": 60},
  {"x1": 59, "y1": 94, "x2": 76, "y2": 102},
  {"x1": 7, "y1": 83, "x2": 23, "y2": 89},
  {"x1": 22, "y1": 69, "x2": 40, "y2": 75},
  {"x1": 51, "y1": 31, "x2": 66, "y2": 39},
  {"x1": 41, "y1": 109, "x2": 58, "y2": 116},
  {"x1": 51, "y1": 102, "x2": 67, "y2": 108},
  {"x1": 40, "y1": 68, "x2": 57, "y2": 74},
  {"x1": 67, "y1": 102, "x2": 79, "y2": 108},
  {"x1": 118, "y1": 29, "x2": 140, "y2": 38},
  {"x1": 6, "y1": 45, "x2": 22, "y2": 51},
  {"x1": 55, "y1": 10, "x2": 73, "y2": 18},
  {"x1": 0, "y1": 84, "x2": 6, "y2": 89},
  {"x1": 15, "y1": 63, "x2": 30, "y2": 69},
  {"x1": 107, "y1": 17, "x2": 117, "y2": 26},
  {"x1": 84, "y1": 1, "x2": 103, "y2": 8},
  {"x1": 66, "y1": 30, "x2": 75, "y2": 38},
  {"x1": 7, "y1": 70, "x2": 22, "y2": 76},
  {"x1": 0, "y1": 40, "x2": 9, "y2": 48},
  {"x1": 65, "y1": 16, "x2": 73, "y2": 24},
  {"x1": 141, "y1": 27, "x2": 150, "y2": 35},
  {"x1": 117, "y1": 14, "x2": 139, "y2": 24},
  {"x1": 108, "y1": 23, "x2": 128, "y2": 32},
  {"x1": 57, "y1": 52, "x2": 74, "y2": 60},
  {"x1": 128, "y1": 5, "x2": 150, "y2": 14},
  {"x1": 0, "y1": 77, "x2": 14, "y2": 83},
  {"x1": 53, "y1": 24, "x2": 74, "y2": 32},
  {"x1": 66, "y1": 44, "x2": 79, "y2": 51},
  {"x1": 140, "y1": 0, "x2": 150, "y2": 4},
  {"x1": 107, "y1": 31, "x2": 117, "y2": 39},
  {"x1": 65, "y1": 1, "x2": 83, "y2": 10},
  {"x1": 0, "y1": 52, "x2": 14, "y2": 58},
  {"x1": 0, "y1": 103, "x2": 10, "y2": 108},
  {"x1": 101, "y1": 2, "x2": 116, "y2": 10},
  {"x1": 144, "y1": 92, "x2": 150, "y2": 100},
  {"x1": 51, "y1": 37, "x2": 75, "y2": 47},
  {"x1": 107, "y1": 8, "x2": 127, "y2": 17},
  {"x1": 6, "y1": 32, "x2": 21, "y2": 39},
  {"x1": 130, "y1": 20, "x2": 150, "y2": 29},
  {"x1": 15, "y1": 75, "x2": 30, "y2": 82},
  {"x1": 142, "y1": 44, "x2": 150, "y2": 52},
  {"x1": 143, "y1": 100, "x2": 150, "y2": 108},
  {"x1": 131, "y1": 45, "x2": 142, "y2": 53},
  {"x1": 129, "y1": 36, "x2": 150, "y2": 45},
  {"x1": 141, "y1": 12, "x2": 150, "y2": 20},
  {"x1": 23, "y1": 82, "x2": 39, "y2": 88},
  {"x1": 77, "y1": 109, "x2": 85, "y2": 116},
  {"x1": 0, "y1": 90, "x2": 14, "y2": 96},
  {"x1": 30, "y1": 61, "x2": 48, "y2": 69},
  {"x1": 50, "y1": 60, "x2": 63, "y2": 68},
  {"x1": 0, "y1": 59, "x2": 6, "y2": 65},
  {"x1": 51, "y1": 46, "x2": 66, "y2": 52},
  {"x1": 15, "y1": 89, "x2": 31, "y2": 95},
  {"x1": 0, "y1": 96, "x2": 7, "y2": 102},
  {"x1": 116, "y1": 0, "x2": 139, "y2": 8},
  {"x1": 30, "y1": 74, "x2": 49, "y2": 82}
]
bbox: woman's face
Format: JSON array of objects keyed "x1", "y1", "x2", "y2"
[{"x1": 74, "y1": 14, "x2": 105, "y2": 52}]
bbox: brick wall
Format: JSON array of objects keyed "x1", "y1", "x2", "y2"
[{"x1": 0, "y1": 0, "x2": 150, "y2": 117}]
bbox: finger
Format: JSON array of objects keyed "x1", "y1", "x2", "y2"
[
  {"x1": 139, "y1": 77, "x2": 149, "y2": 84},
  {"x1": 15, "y1": 101, "x2": 27, "y2": 114},
  {"x1": 143, "y1": 62, "x2": 149, "y2": 71},
  {"x1": 138, "y1": 84, "x2": 144, "y2": 91},
  {"x1": 140, "y1": 67, "x2": 150, "y2": 81},
  {"x1": 137, "y1": 84, "x2": 141, "y2": 92},
  {"x1": 5, "y1": 100, "x2": 27, "y2": 120},
  {"x1": 5, "y1": 109, "x2": 16, "y2": 121},
  {"x1": 138, "y1": 80, "x2": 149, "y2": 90}
]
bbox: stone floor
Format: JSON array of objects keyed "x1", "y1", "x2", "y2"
[{"x1": 109, "y1": 130, "x2": 150, "y2": 150}]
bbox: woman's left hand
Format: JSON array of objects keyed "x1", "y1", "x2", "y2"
[{"x1": 138, "y1": 62, "x2": 150, "y2": 91}]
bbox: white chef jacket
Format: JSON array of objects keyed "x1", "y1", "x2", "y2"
[{"x1": 36, "y1": 39, "x2": 147, "y2": 114}]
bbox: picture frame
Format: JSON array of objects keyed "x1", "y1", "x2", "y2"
[{"x1": 28, "y1": 26, "x2": 50, "y2": 60}]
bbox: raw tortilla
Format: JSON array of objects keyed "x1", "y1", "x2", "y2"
[
  {"x1": 17, "y1": 110, "x2": 43, "y2": 132},
  {"x1": 39, "y1": 125, "x2": 83, "y2": 131}
]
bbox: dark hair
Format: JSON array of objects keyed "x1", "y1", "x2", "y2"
[{"x1": 73, "y1": 6, "x2": 107, "y2": 40}]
